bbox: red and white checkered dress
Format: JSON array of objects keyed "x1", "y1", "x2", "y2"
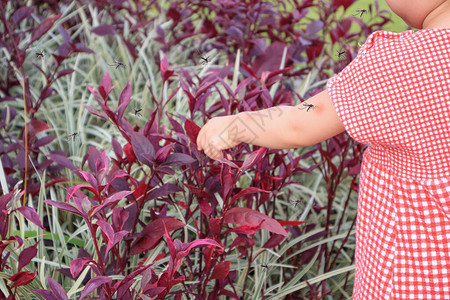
[{"x1": 327, "y1": 29, "x2": 450, "y2": 299}]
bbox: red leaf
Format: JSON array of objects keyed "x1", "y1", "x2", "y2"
[
  {"x1": 76, "y1": 171, "x2": 98, "y2": 190},
  {"x1": 40, "y1": 86, "x2": 54, "y2": 101},
  {"x1": 29, "y1": 120, "x2": 50, "y2": 133},
  {"x1": 210, "y1": 261, "x2": 231, "y2": 280},
  {"x1": 31, "y1": 289, "x2": 55, "y2": 300},
  {"x1": 96, "y1": 219, "x2": 114, "y2": 242},
  {"x1": 72, "y1": 196, "x2": 90, "y2": 219},
  {"x1": 57, "y1": 68, "x2": 75, "y2": 79},
  {"x1": 34, "y1": 136, "x2": 55, "y2": 148},
  {"x1": 44, "y1": 200, "x2": 82, "y2": 216},
  {"x1": 130, "y1": 218, "x2": 185, "y2": 255},
  {"x1": 223, "y1": 207, "x2": 288, "y2": 237},
  {"x1": 111, "y1": 138, "x2": 123, "y2": 159},
  {"x1": 99, "y1": 72, "x2": 114, "y2": 99},
  {"x1": 332, "y1": 0, "x2": 354, "y2": 9},
  {"x1": 306, "y1": 40, "x2": 324, "y2": 61},
  {"x1": 79, "y1": 276, "x2": 112, "y2": 299},
  {"x1": 198, "y1": 198, "x2": 212, "y2": 217},
  {"x1": 160, "y1": 54, "x2": 174, "y2": 82},
  {"x1": 9, "y1": 270, "x2": 36, "y2": 288},
  {"x1": 66, "y1": 184, "x2": 98, "y2": 202},
  {"x1": 164, "y1": 224, "x2": 177, "y2": 259},
  {"x1": 140, "y1": 267, "x2": 156, "y2": 292},
  {"x1": 111, "y1": 207, "x2": 129, "y2": 231},
  {"x1": 146, "y1": 183, "x2": 183, "y2": 201},
  {"x1": 131, "y1": 133, "x2": 155, "y2": 166},
  {"x1": 92, "y1": 25, "x2": 116, "y2": 36},
  {"x1": 0, "y1": 192, "x2": 14, "y2": 210},
  {"x1": 160, "y1": 54, "x2": 169, "y2": 73},
  {"x1": 18, "y1": 242, "x2": 38, "y2": 271},
  {"x1": 175, "y1": 238, "x2": 223, "y2": 259},
  {"x1": 203, "y1": 246, "x2": 214, "y2": 273},
  {"x1": 263, "y1": 234, "x2": 285, "y2": 248},
  {"x1": 252, "y1": 42, "x2": 286, "y2": 77},
  {"x1": 105, "y1": 169, "x2": 130, "y2": 189},
  {"x1": 84, "y1": 104, "x2": 109, "y2": 120},
  {"x1": 185, "y1": 119, "x2": 201, "y2": 145},
  {"x1": 184, "y1": 184, "x2": 210, "y2": 198},
  {"x1": 123, "y1": 143, "x2": 136, "y2": 165},
  {"x1": 48, "y1": 153, "x2": 77, "y2": 170},
  {"x1": 27, "y1": 14, "x2": 61, "y2": 47},
  {"x1": 90, "y1": 190, "x2": 133, "y2": 217},
  {"x1": 16, "y1": 207, "x2": 45, "y2": 229},
  {"x1": 266, "y1": 67, "x2": 292, "y2": 84},
  {"x1": 116, "y1": 81, "x2": 132, "y2": 120},
  {"x1": 96, "y1": 219, "x2": 128, "y2": 254},
  {"x1": 12, "y1": 6, "x2": 34, "y2": 25},
  {"x1": 240, "y1": 147, "x2": 267, "y2": 173},
  {"x1": 70, "y1": 257, "x2": 94, "y2": 278},
  {"x1": 47, "y1": 277, "x2": 69, "y2": 300},
  {"x1": 220, "y1": 165, "x2": 233, "y2": 200},
  {"x1": 240, "y1": 62, "x2": 258, "y2": 79},
  {"x1": 162, "y1": 153, "x2": 196, "y2": 166},
  {"x1": 227, "y1": 219, "x2": 265, "y2": 235},
  {"x1": 230, "y1": 187, "x2": 269, "y2": 207},
  {"x1": 208, "y1": 218, "x2": 222, "y2": 236},
  {"x1": 155, "y1": 143, "x2": 173, "y2": 163},
  {"x1": 179, "y1": 78, "x2": 196, "y2": 113}
]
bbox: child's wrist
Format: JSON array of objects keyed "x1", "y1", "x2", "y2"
[{"x1": 234, "y1": 111, "x2": 253, "y2": 145}]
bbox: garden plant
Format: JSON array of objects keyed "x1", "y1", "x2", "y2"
[{"x1": 0, "y1": 0, "x2": 402, "y2": 299}]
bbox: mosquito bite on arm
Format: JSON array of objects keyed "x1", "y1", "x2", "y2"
[{"x1": 291, "y1": 89, "x2": 346, "y2": 146}]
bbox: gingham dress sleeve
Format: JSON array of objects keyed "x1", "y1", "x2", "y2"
[{"x1": 326, "y1": 29, "x2": 450, "y2": 299}]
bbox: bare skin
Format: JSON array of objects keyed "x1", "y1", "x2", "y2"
[
  {"x1": 196, "y1": 0, "x2": 450, "y2": 160},
  {"x1": 386, "y1": 0, "x2": 450, "y2": 29}
]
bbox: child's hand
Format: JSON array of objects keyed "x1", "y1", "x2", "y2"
[{"x1": 196, "y1": 115, "x2": 241, "y2": 160}]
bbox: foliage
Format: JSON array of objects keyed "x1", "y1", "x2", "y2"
[{"x1": 0, "y1": 0, "x2": 397, "y2": 299}]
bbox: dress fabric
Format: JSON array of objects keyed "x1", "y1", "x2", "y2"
[{"x1": 327, "y1": 29, "x2": 450, "y2": 299}]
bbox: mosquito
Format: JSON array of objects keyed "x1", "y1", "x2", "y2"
[
  {"x1": 109, "y1": 60, "x2": 126, "y2": 69},
  {"x1": 336, "y1": 48, "x2": 346, "y2": 60},
  {"x1": 299, "y1": 102, "x2": 317, "y2": 112},
  {"x1": 290, "y1": 199, "x2": 303, "y2": 208},
  {"x1": 67, "y1": 132, "x2": 79, "y2": 141},
  {"x1": 35, "y1": 50, "x2": 45, "y2": 60},
  {"x1": 353, "y1": 8, "x2": 368, "y2": 18},
  {"x1": 133, "y1": 105, "x2": 142, "y2": 117},
  {"x1": 196, "y1": 49, "x2": 210, "y2": 65},
  {"x1": 261, "y1": 263, "x2": 270, "y2": 271}
]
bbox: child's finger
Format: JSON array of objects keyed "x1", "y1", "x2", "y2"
[
  {"x1": 196, "y1": 127, "x2": 205, "y2": 150},
  {"x1": 197, "y1": 135, "x2": 202, "y2": 150}
]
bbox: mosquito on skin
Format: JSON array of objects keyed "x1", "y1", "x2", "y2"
[
  {"x1": 353, "y1": 8, "x2": 368, "y2": 18},
  {"x1": 298, "y1": 102, "x2": 317, "y2": 112},
  {"x1": 109, "y1": 60, "x2": 126, "y2": 69},
  {"x1": 196, "y1": 49, "x2": 210, "y2": 65}
]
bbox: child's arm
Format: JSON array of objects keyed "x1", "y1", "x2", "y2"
[{"x1": 196, "y1": 89, "x2": 345, "y2": 159}]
